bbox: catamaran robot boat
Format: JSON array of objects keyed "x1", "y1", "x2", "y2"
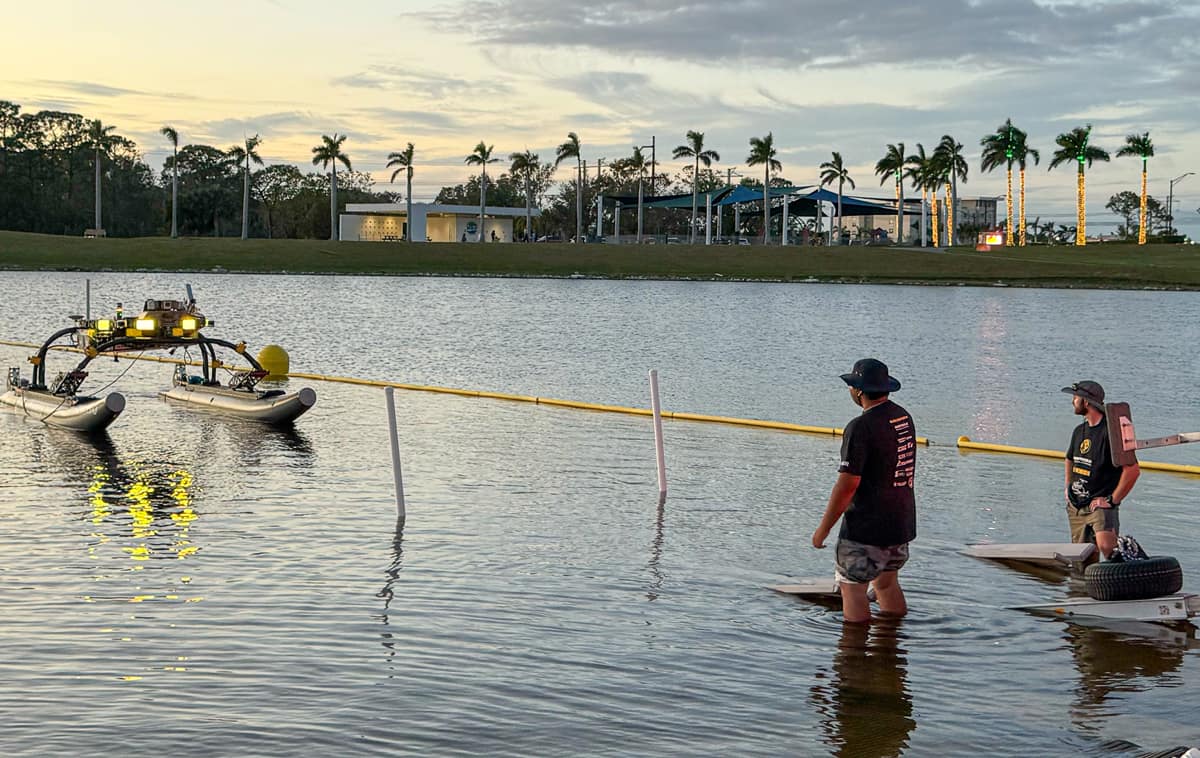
[{"x1": 1, "y1": 290, "x2": 315, "y2": 432}]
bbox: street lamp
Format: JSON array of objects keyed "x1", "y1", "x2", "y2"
[
  {"x1": 721, "y1": 167, "x2": 743, "y2": 242},
  {"x1": 1167, "y1": 172, "x2": 1194, "y2": 235}
]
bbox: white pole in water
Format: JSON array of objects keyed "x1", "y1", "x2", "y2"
[
  {"x1": 85, "y1": 279, "x2": 91, "y2": 321},
  {"x1": 649, "y1": 369, "x2": 667, "y2": 497},
  {"x1": 385, "y1": 387, "x2": 406, "y2": 518}
]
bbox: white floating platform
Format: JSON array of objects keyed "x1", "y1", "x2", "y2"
[
  {"x1": 769, "y1": 578, "x2": 840, "y2": 597},
  {"x1": 0, "y1": 388, "x2": 125, "y2": 433},
  {"x1": 1018, "y1": 593, "x2": 1200, "y2": 623},
  {"x1": 964, "y1": 542, "x2": 1095, "y2": 566}
]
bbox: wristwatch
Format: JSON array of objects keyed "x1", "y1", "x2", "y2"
[{"x1": 1108, "y1": 496, "x2": 1121, "y2": 507}]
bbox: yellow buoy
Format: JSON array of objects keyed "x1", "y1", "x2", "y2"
[{"x1": 257, "y1": 344, "x2": 290, "y2": 378}]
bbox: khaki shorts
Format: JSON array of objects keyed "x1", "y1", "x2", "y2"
[
  {"x1": 835, "y1": 539, "x2": 909, "y2": 585},
  {"x1": 1067, "y1": 504, "x2": 1119, "y2": 544}
]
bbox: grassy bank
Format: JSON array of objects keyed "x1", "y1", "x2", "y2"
[{"x1": 1, "y1": 230, "x2": 1197, "y2": 288}]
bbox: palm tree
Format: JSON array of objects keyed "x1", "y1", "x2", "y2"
[
  {"x1": 629, "y1": 146, "x2": 650, "y2": 243},
  {"x1": 980, "y1": 120, "x2": 1019, "y2": 242},
  {"x1": 161, "y1": 125, "x2": 179, "y2": 238},
  {"x1": 1049, "y1": 125, "x2": 1109, "y2": 246},
  {"x1": 509, "y1": 149, "x2": 540, "y2": 242},
  {"x1": 228, "y1": 134, "x2": 263, "y2": 240},
  {"x1": 386, "y1": 142, "x2": 416, "y2": 240},
  {"x1": 746, "y1": 133, "x2": 781, "y2": 244},
  {"x1": 555, "y1": 132, "x2": 583, "y2": 243},
  {"x1": 819, "y1": 151, "x2": 855, "y2": 244},
  {"x1": 904, "y1": 143, "x2": 932, "y2": 246},
  {"x1": 311, "y1": 133, "x2": 351, "y2": 241},
  {"x1": 465, "y1": 141, "x2": 497, "y2": 242},
  {"x1": 1012, "y1": 131, "x2": 1040, "y2": 246},
  {"x1": 1116, "y1": 132, "x2": 1154, "y2": 245},
  {"x1": 875, "y1": 143, "x2": 908, "y2": 244},
  {"x1": 87, "y1": 119, "x2": 117, "y2": 232},
  {"x1": 672, "y1": 130, "x2": 720, "y2": 243},
  {"x1": 934, "y1": 135, "x2": 968, "y2": 245}
]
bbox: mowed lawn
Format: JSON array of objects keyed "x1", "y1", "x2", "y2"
[{"x1": 1, "y1": 230, "x2": 1198, "y2": 288}]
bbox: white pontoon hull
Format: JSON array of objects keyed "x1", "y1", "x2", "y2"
[
  {"x1": 0, "y1": 388, "x2": 125, "y2": 432},
  {"x1": 160, "y1": 383, "x2": 315, "y2": 424}
]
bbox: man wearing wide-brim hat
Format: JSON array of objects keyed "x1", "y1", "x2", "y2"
[
  {"x1": 1063, "y1": 380, "x2": 1140, "y2": 559},
  {"x1": 812, "y1": 358, "x2": 917, "y2": 624}
]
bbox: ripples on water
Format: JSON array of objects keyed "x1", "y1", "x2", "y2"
[{"x1": 0, "y1": 272, "x2": 1198, "y2": 756}]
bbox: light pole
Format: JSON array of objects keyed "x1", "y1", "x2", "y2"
[
  {"x1": 722, "y1": 167, "x2": 743, "y2": 242},
  {"x1": 1167, "y1": 172, "x2": 1193, "y2": 236},
  {"x1": 638, "y1": 141, "x2": 655, "y2": 242}
]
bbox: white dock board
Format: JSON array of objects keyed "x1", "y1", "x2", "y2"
[
  {"x1": 1017, "y1": 593, "x2": 1197, "y2": 623},
  {"x1": 964, "y1": 542, "x2": 1095, "y2": 566},
  {"x1": 769, "y1": 579, "x2": 839, "y2": 596}
]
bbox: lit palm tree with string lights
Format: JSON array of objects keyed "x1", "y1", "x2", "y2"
[
  {"x1": 88, "y1": 119, "x2": 117, "y2": 233},
  {"x1": 819, "y1": 151, "x2": 855, "y2": 244},
  {"x1": 1049, "y1": 125, "x2": 1109, "y2": 246},
  {"x1": 1116, "y1": 132, "x2": 1154, "y2": 245},
  {"x1": 1012, "y1": 131, "x2": 1039, "y2": 246},
  {"x1": 465, "y1": 141, "x2": 498, "y2": 243},
  {"x1": 875, "y1": 143, "x2": 908, "y2": 245},
  {"x1": 672, "y1": 130, "x2": 720, "y2": 244},
  {"x1": 228, "y1": 134, "x2": 263, "y2": 240},
  {"x1": 980, "y1": 120, "x2": 1019, "y2": 243},
  {"x1": 904, "y1": 143, "x2": 933, "y2": 246},
  {"x1": 555, "y1": 132, "x2": 583, "y2": 243},
  {"x1": 509, "y1": 149, "x2": 540, "y2": 242},
  {"x1": 312, "y1": 133, "x2": 351, "y2": 241},
  {"x1": 934, "y1": 135, "x2": 968, "y2": 246},
  {"x1": 161, "y1": 125, "x2": 179, "y2": 238},
  {"x1": 746, "y1": 133, "x2": 781, "y2": 244},
  {"x1": 386, "y1": 142, "x2": 416, "y2": 240}
]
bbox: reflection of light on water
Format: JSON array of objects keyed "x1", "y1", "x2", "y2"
[{"x1": 972, "y1": 299, "x2": 1014, "y2": 440}]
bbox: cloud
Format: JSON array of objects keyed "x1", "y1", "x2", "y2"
[
  {"x1": 331, "y1": 65, "x2": 512, "y2": 98},
  {"x1": 352, "y1": 107, "x2": 462, "y2": 131},
  {"x1": 35, "y1": 80, "x2": 149, "y2": 98},
  {"x1": 426, "y1": 0, "x2": 1195, "y2": 69}
]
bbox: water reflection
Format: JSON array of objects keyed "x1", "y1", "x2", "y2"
[
  {"x1": 646, "y1": 495, "x2": 666, "y2": 601},
  {"x1": 378, "y1": 516, "x2": 406, "y2": 675},
  {"x1": 1066, "y1": 620, "x2": 1196, "y2": 725},
  {"x1": 810, "y1": 620, "x2": 915, "y2": 758}
]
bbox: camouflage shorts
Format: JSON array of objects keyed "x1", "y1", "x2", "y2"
[{"x1": 835, "y1": 539, "x2": 909, "y2": 585}]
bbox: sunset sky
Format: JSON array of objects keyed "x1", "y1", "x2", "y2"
[{"x1": 4, "y1": 0, "x2": 1198, "y2": 234}]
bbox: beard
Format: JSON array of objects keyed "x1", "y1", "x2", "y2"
[{"x1": 1073, "y1": 399, "x2": 1087, "y2": 416}]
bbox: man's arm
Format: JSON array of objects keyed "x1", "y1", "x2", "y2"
[
  {"x1": 812, "y1": 472, "x2": 861, "y2": 549},
  {"x1": 1112, "y1": 462, "x2": 1140, "y2": 505},
  {"x1": 1064, "y1": 459, "x2": 1072, "y2": 504}
]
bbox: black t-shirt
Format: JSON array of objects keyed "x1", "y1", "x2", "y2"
[
  {"x1": 837, "y1": 400, "x2": 917, "y2": 546},
  {"x1": 1066, "y1": 417, "x2": 1126, "y2": 507}
]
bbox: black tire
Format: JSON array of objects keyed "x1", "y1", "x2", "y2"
[{"x1": 1084, "y1": 556, "x2": 1183, "y2": 601}]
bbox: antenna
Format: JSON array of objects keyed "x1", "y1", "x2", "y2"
[{"x1": 185, "y1": 283, "x2": 195, "y2": 306}]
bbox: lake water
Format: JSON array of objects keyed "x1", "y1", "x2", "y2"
[{"x1": 1, "y1": 271, "x2": 1198, "y2": 756}]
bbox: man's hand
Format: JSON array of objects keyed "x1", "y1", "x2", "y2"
[
  {"x1": 812, "y1": 527, "x2": 829, "y2": 549},
  {"x1": 1089, "y1": 496, "x2": 1112, "y2": 511}
]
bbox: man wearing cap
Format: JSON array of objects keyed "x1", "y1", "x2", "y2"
[
  {"x1": 1063, "y1": 381, "x2": 1140, "y2": 559},
  {"x1": 812, "y1": 358, "x2": 917, "y2": 624}
]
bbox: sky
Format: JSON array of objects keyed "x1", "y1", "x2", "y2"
[{"x1": 3, "y1": 0, "x2": 1199, "y2": 237}]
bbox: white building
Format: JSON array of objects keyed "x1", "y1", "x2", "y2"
[{"x1": 339, "y1": 203, "x2": 540, "y2": 243}]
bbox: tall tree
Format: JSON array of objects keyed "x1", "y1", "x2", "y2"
[
  {"x1": 934, "y1": 135, "x2": 968, "y2": 245},
  {"x1": 1012, "y1": 130, "x2": 1040, "y2": 246},
  {"x1": 1049, "y1": 125, "x2": 1109, "y2": 246},
  {"x1": 904, "y1": 143, "x2": 932, "y2": 246},
  {"x1": 1115, "y1": 132, "x2": 1154, "y2": 245},
  {"x1": 819, "y1": 151, "x2": 855, "y2": 244},
  {"x1": 875, "y1": 143, "x2": 908, "y2": 244},
  {"x1": 88, "y1": 119, "x2": 117, "y2": 231},
  {"x1": 629, "y1": 146, "x2": 650, "y2": 243},
  {"x1": 311, "y1": 133, "x2": 351, "y2": 241},
  {"x1": 746, "y1": 133, "x2": 781, "y2": 244},
  {"x1": 509, "y1": 149, "x2": 540, "y2": 242},
  {"x1": 554, "y1": 132, "x2": 583, "y2": 243},
  {"x1": 672, "y1": 130, "x2": 720, "y2": 244},
  {"x1": 980, "y1": 120, "x2": 1019, "y2": 242},
  {"x1": 227, "y1": 134, "x2": 263, "y2": 240},
  {"x1": 161, "y1": 125, "x2": 179, "y2": 238},
  {"x1": 465, "y1": 141, "x2": 497, "y2": 242},
  {"x1": 386, "y1": 142, "x2": 416, "y2": 240}
]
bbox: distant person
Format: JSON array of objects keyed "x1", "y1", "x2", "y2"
[
  {"x1": 1062, "y1": 381, "x2": 1139, "y2": 559},
  {"x1": 491, "y1": 229, "x2": 499, "y2": 242},
  {"x1": 461, "y1": 232, "x2": 467, "y2": 243},
  {"x1": 812, "y1": 358, "x2": 917, "y2": 624}
]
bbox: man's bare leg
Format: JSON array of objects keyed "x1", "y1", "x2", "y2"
[
  {"x1": 871, "y1": 570, "x2": 907, "y2": 617},
  {"x1": 839, "y1": 581, "x2": 872, "y2": 624},
  {"x1": 1095, "y1": 529, "x2": 1117, "y2": 559}
]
